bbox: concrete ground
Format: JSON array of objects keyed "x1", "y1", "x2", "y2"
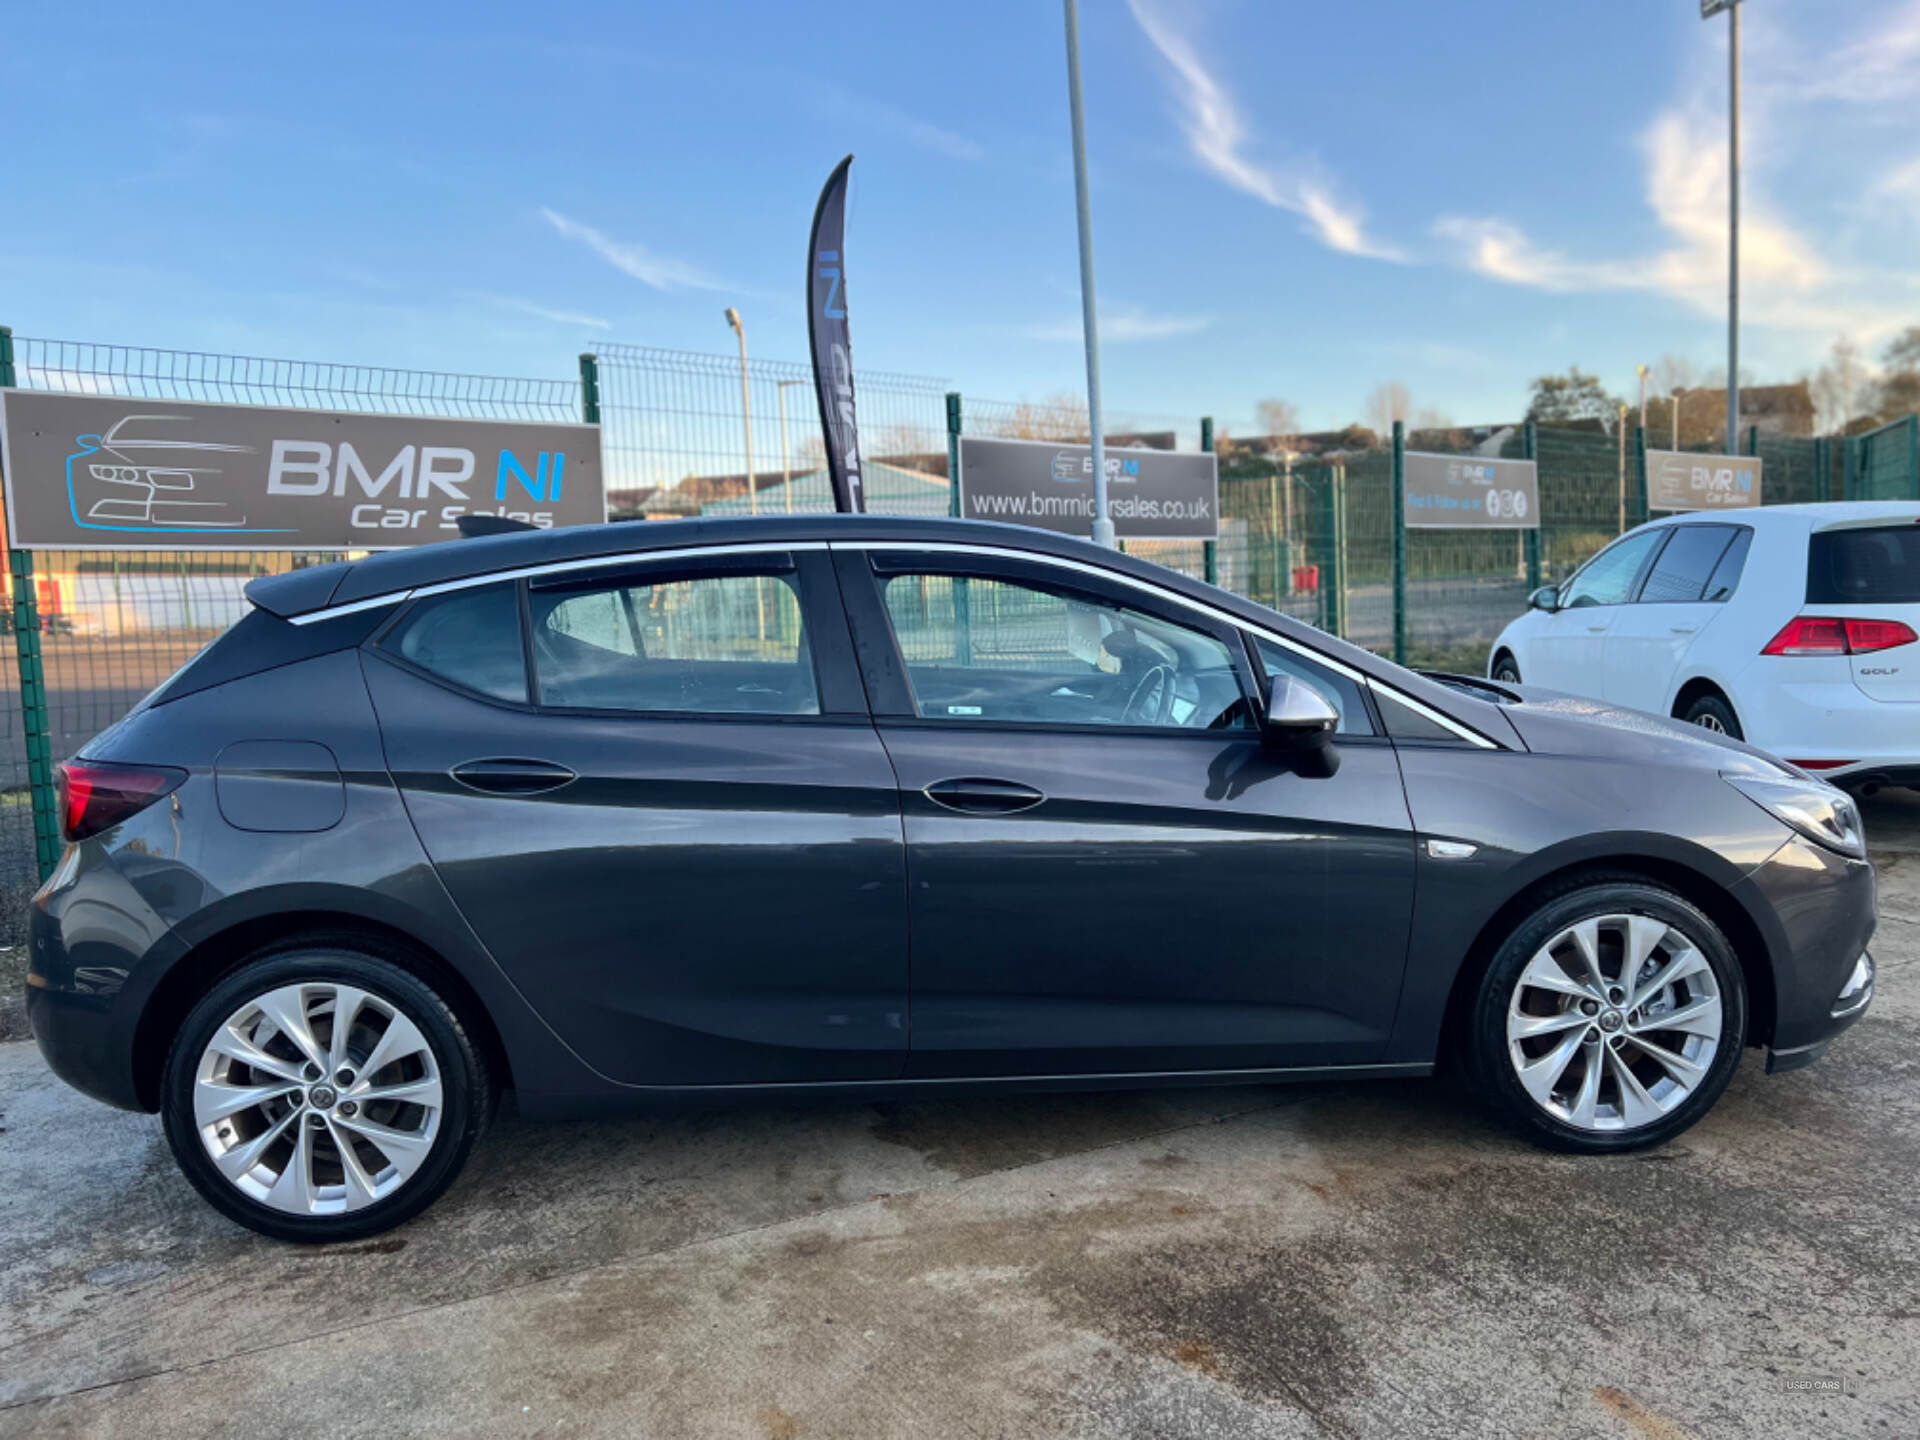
[{"x1": 2, "y1": 795, "x2": 1918, "y2": 1438}]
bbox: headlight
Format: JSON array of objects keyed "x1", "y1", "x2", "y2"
[{"x1": 1723, "y1": 772, "x2": 1866, "y2": 859}]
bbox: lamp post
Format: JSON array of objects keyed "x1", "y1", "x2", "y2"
[
  {"x1": 1703, "y1": 0, "x2": 1742, "y2": 449},
  {"x1": 723, "y1": 308, "x2": 757, "y2": 517},
  {"x1": 1062, "y1": 0, "x2": 1114, "y2": 548},
  {"x1": 776, "y1": 379, "x2": 806, "y2": 515},
  {"x1": 1636, "y1": 364, "x2": 1649, "y2": 431},
  {"x1": 1671, "y1": 388, "x2": 1684, "y2": 450}
]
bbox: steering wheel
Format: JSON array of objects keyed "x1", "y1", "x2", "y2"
[{"x1": 1122, "y1": 662, "x2": 1176, "y2": 726}]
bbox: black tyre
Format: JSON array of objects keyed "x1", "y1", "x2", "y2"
[
  {"x1": 162, "y1": 944, "x2": 490, "y2": 1243},
  {"x1": 1469, "y1": 879, "x2": 1746, "y2": 1153},
  {"x1": 1680, "y1": 691, "x2": 1742, "y2": 740},
  {"x1": 1491, "y1": 653, "x2": 1522, "y2": 684}
]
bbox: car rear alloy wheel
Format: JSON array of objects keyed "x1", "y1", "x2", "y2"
[
  {"x1": 193, "y1": 982, "x2": 444, "y2": 1216},
  {"x1": 1505, "y1": 915, "x2": 1722, "y2": 1132},
  {"x1": 1472, "y1": 880, "x2": 1746, "y2": 1152},
  {"x1": 1681, "y1": 693, "x2": 1743, "y2": 740},
  {"x1": 164, "y1": 947, "x2": 489, "y2": 1242}
]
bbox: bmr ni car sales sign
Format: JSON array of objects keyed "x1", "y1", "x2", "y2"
[
  {"x1": 957, "y1": 435, "x2": 1218, "y2": 541},
  {"x1": 1645, "y1": 449, "x2": 1762, "y2": 512},
  {"x1": 1402, "y1": 451, "x2": 1539, "y2": 530},
  {"x1": 0, "y1": 391, "x2": 605, "y2": 550}
]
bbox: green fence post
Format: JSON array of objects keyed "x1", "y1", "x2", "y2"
[
  {"x1": 0, "y1": 327, "x2": 60, "y2": 883},
  {"x1": 1314, "y1": 467, "x2": 1349, "y2": 639},
  {"x1": 1633, "y1": 426, "x2": 1650, "y2": 527},
  {"x1": 945, "y1": 392, "x2": 963, "y2": 518},
  {"x1": 1746, "y1": 423, "x2": 1758, "y2": 458},
  {"x1": 1522, "y1": 422, "x2": 1541, "y2": 592},
  {"x1": 1908, "y1": 415, "x2": 1920, "y2": 501},
  {"x1": 577, "y1": 352, "x2": 602, "y2": 425},
  {"x1": 1199, "y1": 417, "x2": 1218, "y2": 586},
  {"x1": 1390, "y1": 420, "x2": 1407, "y2": 665},
  {"x1": 1843, "y1": 434, "x2": 1858, "y2": 501}
]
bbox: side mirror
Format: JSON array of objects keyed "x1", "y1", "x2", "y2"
[
  {"x1": 1528, "y1": 584, "x2": 1560, "y2": 613},
  {"x1": 1262, "y1": 674, "x2": 1340, "y2": 776}
]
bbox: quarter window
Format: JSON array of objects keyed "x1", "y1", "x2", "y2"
[
  {"x1": 1702, "y1": 528, "x2": 1752, "y2": 602},
  {"x1": 878, "y1": 571, "x2": 1251, "y2": 730},
  {"x1": 530, "y1": 571, "x2": 818, "y2": 714},
  {"x1": 382, "y1": 583, "x2": 528, "y2": 702}
]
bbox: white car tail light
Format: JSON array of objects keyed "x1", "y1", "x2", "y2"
[{"x1": 1761, "y1": 616, "x2": 1918, "y2": 656}]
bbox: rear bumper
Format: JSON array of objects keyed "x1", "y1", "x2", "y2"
[{"x1": 1736, "y1": 669, "x2": 1920, "y2": 773}]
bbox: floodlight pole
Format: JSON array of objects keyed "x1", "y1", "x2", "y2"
[
  {"x1": 1714, "y1": 0, "x2": 1742, "y2": 448},
  {"x1": 1062, "y1": 0, "x2": 1114, "y2": 548}
]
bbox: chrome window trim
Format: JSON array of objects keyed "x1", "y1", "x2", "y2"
[
  {"x1": 280, "y1": 533, "x2": 1500, "y2": 750},
  {"x1": 831, "y1": 539, "x2": 1501, "y2": 750},
  {"x1": 285, "y1": 541, "x2": 827, "y2": 626}
]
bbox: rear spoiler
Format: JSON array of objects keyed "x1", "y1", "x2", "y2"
[{"x1": 243, "y1": 563, "x2": 351, "y2": 619}]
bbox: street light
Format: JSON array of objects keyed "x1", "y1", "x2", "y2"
[
  {"x1": 1062, "y1": 0, "x2": 1114, "y2": 549},
  {"x1": 1703, "y1": 0, "x2": 1742, "y2": 448},
  {"x1": 1671, "y1": 388, "x2": 1685, "y2": 450},
  {"x1": 776, "y1": 379, "x2": 807, "y2": 515},
  {"x1": 1636, "y1": 364, "x2": 1650, "y2": 431},
  {"x1": 723, "y1": 307, "x2": 757, "y2": 517}
]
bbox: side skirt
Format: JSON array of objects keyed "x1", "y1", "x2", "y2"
[{"x1": 513, "y1": 1060, "x2": 1435, "y2": 1120}]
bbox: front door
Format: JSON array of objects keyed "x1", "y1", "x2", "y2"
[
  {"x1": 834, "y1": 547, "x2": 1417, "y2": 1079},
  {"x1": 1530, "y1": 527, "x2": 1668, "y2": 694},
  {"x1": 364, "y1": 550, "x2": 909, "y2": 1087}
]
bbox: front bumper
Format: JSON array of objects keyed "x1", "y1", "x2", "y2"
[{"x1": 1731, "y1": 832, "x2": 1877, "y2": 1073}]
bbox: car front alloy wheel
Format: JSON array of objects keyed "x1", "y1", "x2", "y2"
[{"x1": 1473, "y1": 881, "x2": 1746, "y2": 1152}]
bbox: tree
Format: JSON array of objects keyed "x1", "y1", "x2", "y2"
[
  {"x1": 1524, "y1": 367, "x2": 1623, "y2": 427},
  {"x1": 989, "y1": 392, "x2": 1090, "y2": 442},
  {"x1": 1255, "y1": 398, "x2": 1301, "y2": 450},
  {"x1": 1872, "y1": 326, "x2": 1920, "y2": 422},
  {"x1": 1364, "y1": 382, "x2": 1412, "y2": 435},
  {"x1": 1810, "y1": 337, "x2": 1872, "y2": 434}
]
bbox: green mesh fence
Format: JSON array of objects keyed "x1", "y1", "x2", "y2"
[
  {"x1": 0, "y1": 334, "x2": 583, "y2": 934},
  {"x1": 1848, "y1": 417, "x2": 1920, "y2": 501}
]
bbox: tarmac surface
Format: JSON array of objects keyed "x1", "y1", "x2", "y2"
[{"x1": 1, "y1": 792, "x2": 1918, "y2": 1438}]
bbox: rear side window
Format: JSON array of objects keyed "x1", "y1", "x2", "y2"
[
  {"x1": 530, "y1": 571, "x2": 818, "y2": 714},
  {"x1": 1703, "y1": 528, "x2": 1752, "y2": 602},
  {"x1": 1807, "y1": 526, "x2": 1920, "y2": 605},
  {"x1": 1638, "y1": 525, "x2": 1735, "y2": 603},
  {"x1": 383, "y1": 584, "x2": 527, "y2": 702}
]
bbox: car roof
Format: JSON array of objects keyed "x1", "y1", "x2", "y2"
[{"x1": 1653, "y1": 501, "x2": 1920, "y2": 531}]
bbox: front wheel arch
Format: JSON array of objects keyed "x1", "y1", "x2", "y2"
[{"x1": 1436, "y1": 856, "x2": 1777, "y2": 1072}]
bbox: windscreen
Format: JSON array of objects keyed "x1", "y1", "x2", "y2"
[{"x1": 1806, "y1": 525, "x2": 1920, "y2": 605}]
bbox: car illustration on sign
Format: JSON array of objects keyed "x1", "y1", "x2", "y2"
[{"x1": 66, "y1": 413, "x2": 255, "y2": 531}]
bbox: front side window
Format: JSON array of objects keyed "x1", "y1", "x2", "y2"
[
  {"x1": 382, "y1": 583, "x2": 528, "y2": 702},
  {"x1": 1638, "y1": 524, "x2": 1736, "y2": 603},
  {"x1": 1561, "y1": 529, "x2": 1665, "y2": 609},
  {"x1": 879, "y1": 571, "x2": 1251, "y2": 730},
  {"x1": 531, "y1": 570, "x2": 818, "y2": 714}
]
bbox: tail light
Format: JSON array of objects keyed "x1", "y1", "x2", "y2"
[
  {"x1": 1761, "y1": 617, "x2": 1918, "y2": 656},
  {"x1": 54, "y1": 760, "x2": 186, "y2": 842}
]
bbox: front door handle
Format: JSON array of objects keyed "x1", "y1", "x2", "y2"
[
  {"x1": 923, "y1": 777, "x2": 1046, "y2": 814},
  {"x1": 451, "y1": 758, "x2": 577, "y2": 795},
  {"x1": 1586, "y1": 624, "x2": 1609, "y2": 633},
  {"x1": 1670, "y1": 624, "x2": 1698, "y2": 635}
]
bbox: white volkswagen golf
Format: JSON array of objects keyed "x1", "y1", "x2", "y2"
[{"x1": 1489, "y1": 502, "x2": 1920, "y2": 792}]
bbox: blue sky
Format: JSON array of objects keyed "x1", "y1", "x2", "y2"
[{"x1": 4, "y1": 0, "x2": 1918, "y2": 433}]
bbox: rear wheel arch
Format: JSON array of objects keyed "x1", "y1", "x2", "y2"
[
  {"x1": 1489, "y1": 648, "x2": 1520, "y2": 682},
  {"x1": 1436, "y1": 856, "x2": 1777, "y2": 1068},
  {"x1": 1672, "y1": 675, "x2": 1734, "y2": 722},
  {"x1": 131, "y1": 911, "x2": 512, "y2": 1113}
]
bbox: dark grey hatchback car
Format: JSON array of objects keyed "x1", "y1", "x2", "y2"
[{"x1": 28, "y1": 515, "x2": 1878, "y2": 1241}]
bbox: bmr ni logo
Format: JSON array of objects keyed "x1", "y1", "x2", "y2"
[
  {"x1": 269, "y1": 439, "x2": 567, "y2": 531},
  {"x1": 1050, "y1": 452, "x2": 1141, "y2": 483},
  {"x1": 1690, "y1": 464, "x2": 1754, "y2": 495}
]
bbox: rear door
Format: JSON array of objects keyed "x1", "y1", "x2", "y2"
[
  {"x1": 1805, "y1": 521, "x2": 1920, "y2": 703},
  {"x1": 1603, "y1": 523, "x2": 1741, "y2": 713},
  {"x1": 1527, "y1": 528, "x2": 1667, "y2": 694},
  {"x1": 363, "y1": 548, "x2": 910, "y2": 1086}
]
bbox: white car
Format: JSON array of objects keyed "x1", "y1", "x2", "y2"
[{"x1": 1489, "y1": 502, "x2": 1920, "y2": 792}]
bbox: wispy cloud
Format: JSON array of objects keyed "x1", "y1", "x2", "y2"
[
  {"x1": 813, "y1": 87, "x2": 984, "y2": 163},
  {"x1": 540, "y1": 208, "x2": 727, "y2": 292},
  {"x1": 1432, "y1": 2, "x2": 1920, "y2": 341},
  {"x1": 476, "y1": 293, "x2": 612, "y2": 329},
  {"x1": 1127, "y1": 0, "x2": 1400, "y2": 261},
  {"x1": 1024, "y1": 306, "x2": 1211, "y2": 343}
]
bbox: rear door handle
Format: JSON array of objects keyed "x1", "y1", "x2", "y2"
[
  {"x1": 1586, "y1": 624, "x2": 1610, "y2": 633},
  {"x1": 451, "y1": 758, "x2": 577, "y2": 795},
  {"x1": 1670, "y1": 625, "x2": 1698, "y2": 635},
  {"x1": 923, "y1": 777, "x2": 1046, "y2": 814}
]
